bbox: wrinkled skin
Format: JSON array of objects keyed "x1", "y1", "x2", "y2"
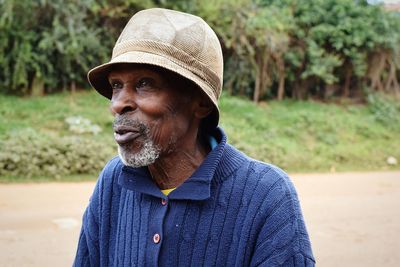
[{"x1": 108, "y1": 64, "x2": 213, "y2": 189}]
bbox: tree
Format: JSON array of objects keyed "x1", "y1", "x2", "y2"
[{"x1": 1, "y1": 0, "x2": 399, "y2": 100}]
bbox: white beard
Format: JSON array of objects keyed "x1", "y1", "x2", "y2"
[{"x1": 117, "y1": 138, "x2": 161, "y2": 168}]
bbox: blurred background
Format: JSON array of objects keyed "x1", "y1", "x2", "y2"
[{"x1": 0, "y1": 0, "x2": 399, "y2": 266}]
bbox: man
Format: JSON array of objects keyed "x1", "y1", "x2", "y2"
[{"x1": 74, "y1": 8, "x2": 315, "y2": 266}]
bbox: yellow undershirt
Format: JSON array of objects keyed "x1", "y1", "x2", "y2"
[
  {"x1": 161, "y1": 188, "x2": 176, "y2": 196},
  {"x1": 159, "y1": 136, "x2": 218, "y2": 197}
]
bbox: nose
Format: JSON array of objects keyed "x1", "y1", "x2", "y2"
[{"x1": 110, "y1": 88, "x2": 137, "y2": 115}]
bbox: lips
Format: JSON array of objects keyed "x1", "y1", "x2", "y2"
[{"x1": 113, "y1": 126, "x2": 141, "y2": 145}]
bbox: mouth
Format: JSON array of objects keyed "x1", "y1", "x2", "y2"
[{"x1": 113, "y1": 126, "x2": 141, "y2": 145}]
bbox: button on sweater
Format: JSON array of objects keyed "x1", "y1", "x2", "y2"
[{"x1": 74, "y1": 128, "x2": 315, "y2": 266}]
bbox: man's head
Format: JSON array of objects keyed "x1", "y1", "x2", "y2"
[
  {"x1": 88, "y1": 8, "x2": 223, "y2": 128},
  {"x1": 87, "y1": 8, "x2": 224, "y2": 167}
]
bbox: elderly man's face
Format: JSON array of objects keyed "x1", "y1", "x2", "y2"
[{"x1": 108, "y1": 64, "x2": 200, "y2": 167}]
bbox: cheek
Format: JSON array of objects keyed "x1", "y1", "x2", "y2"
[
  {"x1": 147, "y1": 113, "x2": 189, "y2": 149},
  {"x1": 138, "y1": 92, "x2": 191, "y2": 117},
  {"x1": 138, "y1": 95, "x2": 194, "y2": 148},
  {"x1": 147, "y1": 122, "x2": 163, "y2": 145},
  {"x1": 137, "y1": 96, "x2": 173, "y2": 117}
]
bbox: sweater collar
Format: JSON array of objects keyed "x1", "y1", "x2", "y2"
[{"x1": 118, "y1": 127, "x2": 227, "y2": 200}]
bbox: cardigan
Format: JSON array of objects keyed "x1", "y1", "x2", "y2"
[{"x1": 74, "y1": 128, "x2": 315, "y2": 266}]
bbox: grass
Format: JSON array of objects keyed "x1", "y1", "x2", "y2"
[
  {"x1": 220, "y1": 95, "x2": 400, "y2": 172},
  {"x1": 0, "y1": 91, "x2": 114, "y2": 139},
  {"x1": 1, "y1": 90, "x2": 399, "y2": 182}
]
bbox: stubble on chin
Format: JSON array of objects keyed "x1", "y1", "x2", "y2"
[
  {"x1": 117, "y1": 134, "x2": 161, "y2": 168},
  {"x1": 113, "y1": 115, "x2": 162, "y2": 167}
]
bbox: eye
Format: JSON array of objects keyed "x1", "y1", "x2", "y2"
[
  {"x1": 110, "y1": 80, "x2": 123, "y2": 90},
  {"x1": 136, "y1": 78, "x2": 153, "y2": 90}
]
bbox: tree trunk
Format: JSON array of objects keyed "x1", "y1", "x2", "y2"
[
  {"x1": 276, "y1": 57, "x2": 285, "y2": 101},
  {"x1": 343, "y1": 67, "x2": 352, "y2": 97},
  {"x1": 70, "y1": 80, "x2": 76, "y2": 94},
  {"x1": 384, "y1": 61, "x2": 400, "y2": 94},
  {"x1": 368, "y1": 53, "x2": 386, "y2": 92},
  {"x1": 294, "y1": 79, "x2": 310, "y2": 100},
  {"x1": 277, "y1": 74, "x2": 285, "y2": 100},
  {"x1": 253, "y1": 53, "x2": 264, "y2": 103},
  {"x1": 253, "y1": 70, "x2": 261, "y2": 102},
  {"x1": 30, "y1": 75, "x2": 44, "y2": 97}
]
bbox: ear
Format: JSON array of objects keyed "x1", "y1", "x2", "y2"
[{"x1": 193, "y1": 94, "x2": 213, "y2": 119}]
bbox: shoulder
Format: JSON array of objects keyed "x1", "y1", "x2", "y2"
[
  {"x1": 249, "y1": 159, "x2": 298, "y2": 202},
  {"x1": 220, "y1": 144, "x2": 302, "y2": 223},
  {"x1": 97, "y1": 156, "x2": 124, "y2": 187},
  {"x1": 100, "y1": 155, "x2": 124, "y2": 178},
  {"x1": 225, "y1": 145, "x2": 298, "y2": 204},
  {"x1": 243, "y1": 159, "x2": 303, "y2": 236},
  {"x1": 91, "y1": 156, "x2": 124, "y2": 203}
]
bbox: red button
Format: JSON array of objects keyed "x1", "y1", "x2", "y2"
[
  {"x1": 153, "y1": 233, "x2": 161, "y2": 244},
  {"x1": 161, "y1": 198, "x2": 167, "y2": 206}
]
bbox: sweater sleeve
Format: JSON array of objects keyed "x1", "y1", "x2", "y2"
[
  {"x1": 250, "y1": 168, "x2": 315, "y2": 267},
  {"x1": 73, "y1": 207, "x2": 99, "y2": 267},
  {"x1": 73, "y1": 168, "x2": 106, "y2": 266}
]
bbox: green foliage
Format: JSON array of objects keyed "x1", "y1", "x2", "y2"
[
  {"x1": 300, "y1": 40, "x2": 343, "y2": 84},
  {"x1": 367, "y1": 91, "x2": 400, "y2": 129},
  {"x1": 1, "y1": 0, "x2": 400, "y2": 100},
  {"x1": 37, "y1": 0, "x2": 109, "y2": 91},
  {"x1": 0, "y1": 0, "x2": 109, "y2": 94},
  {"x1": 194, "y1": 0, "x2": 295, "y2": 100},
  {"x1": 0, "y1": 0, "x2": 39, "y2": 94},
  {"x1": 187, "y1": 0, "x2": 400, "y2": 100},
  {"x1": 0, "y1": 129, "x2": 114, "y2": 179}
]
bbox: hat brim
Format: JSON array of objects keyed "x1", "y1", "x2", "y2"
[{"x1": 88, "y1": 51, "x2": 219, "y2": 128}]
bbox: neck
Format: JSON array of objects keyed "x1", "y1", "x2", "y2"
[{"x1": 148, "y1": 136, "x2": 210, "y2": 190}]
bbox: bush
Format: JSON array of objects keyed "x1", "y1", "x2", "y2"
[
  {"x1": 367, "y1": 92, "x2": 400, "y2": 129},
  {"x1": 0, "y1": 129, "x2": 114, "y2": 179}
]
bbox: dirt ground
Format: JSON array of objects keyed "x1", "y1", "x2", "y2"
[{"x1": 0, "y1": 171, "x2": 399, "y2": 267}]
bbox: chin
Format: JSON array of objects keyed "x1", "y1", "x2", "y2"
[{"x1": 117, "y1": 139, "x2": 161, "y2": 168}]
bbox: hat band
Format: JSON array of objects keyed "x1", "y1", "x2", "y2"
[{"x1": 112, "y1": 39, "x2": 221, "y2": 96}]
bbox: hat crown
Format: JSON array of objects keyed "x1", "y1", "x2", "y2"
[{"x1": 113, "y1": 8, "x2": 223, "y2": 90}]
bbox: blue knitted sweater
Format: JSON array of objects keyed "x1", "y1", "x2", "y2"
[{"x1": 74, "y1": 128, "x2": 315, "y2": 266}]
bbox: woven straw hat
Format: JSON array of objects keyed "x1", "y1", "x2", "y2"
[{"x1": 88, "y1": 8, "x2": 223, "y2": 128}]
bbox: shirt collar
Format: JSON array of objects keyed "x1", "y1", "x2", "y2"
[{"x1": 118, "y1": 127, "x2": 227, "y2": 200}]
